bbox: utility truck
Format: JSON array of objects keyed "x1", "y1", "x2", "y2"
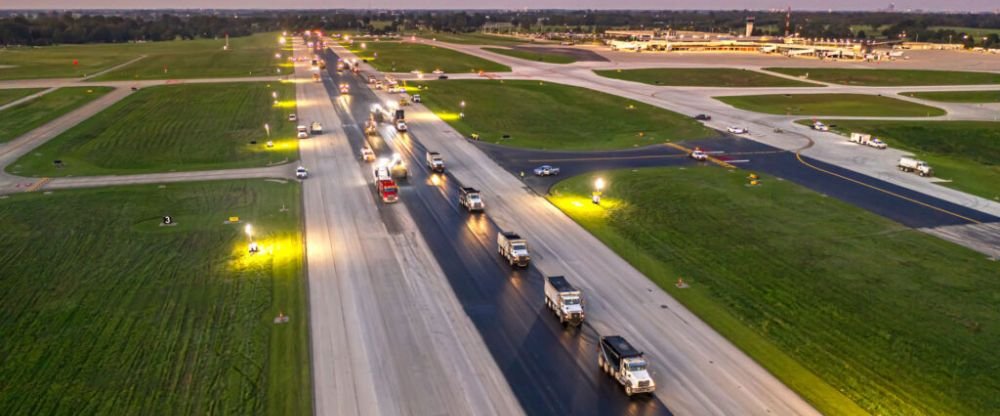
[
  {"x1": 425, "y1": 151, "x2": 445, "y2": 172},
  {"x1": 497, "y1": 232, "x2": 530, "y2": 268},
  {"x1": 850, "y1": 133, "x2": 886, "y2": 149},
  {"x1": 598, "y1": 336, "x2": 656, "y2": 397},
  {"x1": 458, "y1": 187, "x2": 484, "y2": 212},
  {"x1": 544, "y1": 276, "x2": 584, "y2": 326},
  {"x1": 898, "y1": 157, "x2": 933, "y2": 177}
]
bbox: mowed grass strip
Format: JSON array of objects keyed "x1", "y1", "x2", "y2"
[
  {"x1": 0, "y1": 87, "x2": 113, "y2": 144},
  {"x1": 91, "y1": 33, "x2": 283, "y2": 81},
  {"x1": 0, "y1": 87, "x2": 45, "y2": 106},
  {"x1": 549, "y1": 167, "x2": 999, "y2": 416},
  {"x1": 595, "y1": 68, "x2": 820, "y2": 87},
  {"x1": 0, "y1": 180, "x2": 310, "y2": 415},
  {"x1": 418, "y1": 31, "x2": 530, "y2": 46},
  {"x1": 0, "y1": 44, "x2": 141, "y2": 80},
  {"x1": 9, "y1": 82, "x2": 297, "y2": 176},
  {"x1": 901, "y1": 90, "x2": 1000, "y2": 103},
  {"x1": 811, "y1": 119, "x2": 1000, "y2": 200},
  {"x1": 412, "y1": 79, "x2": 714, "y2": 150},
  {"x1": 482, "y1": 47, "x2": 576, "y2": 64},
  {"x1": 765, "y1": 67, "x2": 1000, "y2": 86},
  {"x1": 343, "y1": 40, "x2": 509, "y2": 73},
  {"x1": 716, "y1": 93, "x2": 945, "y2": 116}
]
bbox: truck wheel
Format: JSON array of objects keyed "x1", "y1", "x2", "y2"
[{"x1": 625, "y1": 386, "x2": 633, "y2": 396}]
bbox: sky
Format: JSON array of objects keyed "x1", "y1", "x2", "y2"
[{"x1": 1, "y1": 1, "x2": 997, "y2": 12}]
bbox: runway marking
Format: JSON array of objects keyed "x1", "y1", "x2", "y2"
[
  {"x1": 794, "y1": 152, "x2": 983, "y2": 225},
  {"x1": 527, "y1": 153, "x2": 687, "y2": 163},
  {"x1": 25, "y1": 177, "x2": 50, "y2": 192},
  {"x1": 665, "y1": 142, "x2": 737, "y2": 169}
]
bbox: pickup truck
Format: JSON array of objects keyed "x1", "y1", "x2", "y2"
[
  {"x1": 690, "y1": 148, "x2": 708, "y2": 161},
  {"x1": 295, "y1": 166, "x2": 308, "y2": 179},
  {"x1": 425, "y1": 151, "x2": 445, "y2": 172},
  {"x1": 599, "y1": 336, "x2": 656, "y2": 396},
  {"x1": 458, "y1": 187, "x2": 484, "y2": 212},
  {"x1": 850, "y1": 133, "x2": 887, "y2": 149},
  {"x1": 497, "y1": 231, "x2": 530, "y2": 268},
  {"x1": 533, "y1": 165, "x2": 560, "y2": 176},
  {"x1": 544, "y1": 276, "x2": 584, "y2": 326}
]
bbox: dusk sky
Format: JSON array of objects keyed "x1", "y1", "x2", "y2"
[{"x1": 1, "y1": 1, "x2": 998, "y2": 12}]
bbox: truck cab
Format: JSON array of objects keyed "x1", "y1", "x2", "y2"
[
  {"x1": 497, "y1": 232, "x2": 530, "y2": 268},
  {"x1": 310, "y1": 122, "x2": 323, "y2": 134},
  {"x1": 361, "y1": 146, "x2": 376, "y2": 162},
  {"x1": 395, "y1": 120, "x2": 408, "y2": 132},
  {"x1": 339, "y1": 83, "x2": 350, "y2": 94},
  {"x1": 296, "y1": 125, "x2": 309, "y2": 139},
  {"x1": 599, "y1": 336, "x2": 656, "y2": 396},
  {"x1": 425, "y1": 151, "x2": 445, "y2": 172},
  {"x1": 544, "y1": 276, "x2": 584, "y2": 326},
  {"x1": 458, "y1": 187, "x2": 484, "y2": 212},
  {"x1": 377, "y1": 179, "x2": 399, "y2": 203}
]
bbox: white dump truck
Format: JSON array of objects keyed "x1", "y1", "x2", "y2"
[
  {"x1": 544, "y1": 276, "x2": 584, "y2": 326},
  {"x1": 497, "y1": 231, "x2": 530, "y2": 268},
  {"x1": 850, "y1": 133, "x2": 886, "y2": 149},
  {"x1": 598, "y1": 336, "x2": 656, "y2": 397},
  {"x1": 425, "y1": 151, "x2": 444, "y2": 172},
  {"x1": 296, "y1": 125, "x2": 308, "y2": 139},
  {"x1": 898, "y1": 157, "x2": 934, "y2": 177},
  {"x1": 458, "y1": 187, "x2": 484, "y2": 212},
  {"x1": 310, "y1": 121, "x2": 323, "y2": 135}
]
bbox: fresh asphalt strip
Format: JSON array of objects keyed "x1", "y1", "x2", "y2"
[
  {"x1": 480, "y1": 136, "x2": 998, "y2": 229},
  {"x1": 322, "y1": 52, "x2": 672, "y2": 416}
]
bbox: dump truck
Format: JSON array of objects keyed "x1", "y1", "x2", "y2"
[
  {"x1": 376, "y1": 179, "x2": 399, "y2": 203},
  {"x1": 458, "y1": 187, "x2": 484, "y2": 212},
  {"x1": 425, "y1": 151, "x2": 444, "y2": 173},
  {"x1": 310, "y1": 122, "x2": 323, "y2": 134},
  {"x1": 544, "y1": 276, "x2": 584, "y2": 326},
  {"x1": 898, "y1": 157, "x2": 933, "y2": 177},
  {"x1": 296, "y1": 125, "x2": 308, "y2": 139},
  {"x1": 497, "y1": 232, "x2": 530, "y2": 268},
  {"x1": 598, "y1": 336, "x2": 656, "y2": 397}
]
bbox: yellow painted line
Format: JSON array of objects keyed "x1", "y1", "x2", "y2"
[
  {"x1": 794, "y1": 152, "x2": 982, "y2": 225},
  {"x1": 25, "y1": 177, "x2": 50, "y2": 192},
  {"x1": 665, "y1": 142, "x2": 736, "y2": 169}
]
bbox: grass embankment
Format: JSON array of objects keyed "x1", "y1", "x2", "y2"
[
  {"x1": 418, "y1": 31, "x2": 530, "y2": 46},
  {"x1": 812, "y1": 120, "x2": 1000, "y2": 200},
  {"x1": 764, "y1": 68, "x2": 1000, "y2": 86},
  {"x1": 0, "y1": 87, "x2": 45, "y2": 106},
  {"x1": 901, "y1": 90, "x2": 1000, "y2": 103},
  {"x1": 343, "y1": 40, "x2": 509, "y2": 73},
  {"x1": 716, "y1": 93, "x2": 945, "y2": 117},
  {"x1": 0, "y1": 87, "x2": 112, "y2": 144},
  {"x1": 595, "y1": 68, "x2": 819, "y2": 87},
  {"x1": 9, "y1": 82, "x2": 297, "y2": 176},
  {"x1": 0, "y1": 180, "x2": 310, "y2": 415},
  {"x1": 482, "y1": 47, "x2": 576, "y2": 64},
  {"x1": 549, "y1": 167, "x2": 999, "y2": 416},
  {"x1": 0, "y1": 33, "x2": 283, "y2": 81},
  {"x1": 412, "y1": 80, "x2": 714, "y2": 150}
]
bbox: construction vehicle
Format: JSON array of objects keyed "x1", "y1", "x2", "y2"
[
  {"x1": 296, "y1": 125, "x2": 308, "y2": 139},
  {"x1": 339, "y1": 83, "x2": 350, "y2": 94},
  {"x1": 394, "y1": 110, "x2": 408, "y2": 132},
  {"x1": 850, "y1": 133, "x2": 886, "y2": 149},
  {"x1": 497, "y1": 232, "x2": 530, "y2": 268},
  {"x1": 898, "y1": 157, "x2": 934, "y2": 177},
  {"x1": 425, "y1": 151, "x2": 445, "y2": 173},
  {"x1": 310, "y1": 122, "x2": 323, "y2": 135},
  {"x1": 361, "y1": 146, "x2": 376, "y2": 162},
  {"x1": 364, "y1": 119, "x2": 378, "y2": 136},
  {"x1": 544, "y1": 276, "x2": 584, "y2": 326},
  {"x1": 312, "y1": 73, "x2": 320, "y2": 82},
  {"x1": 598, "y1": 336, "x2": 656, "y2": 397},
  {"x1": 411, "y1": 94, "x2": 422, "y2": 103},
  {"x1": 388, "y1": 154, "x2": 408, "y2": 179},
  {"x1": 372, "y1": 165, "x2": 400, "y2": 203},
  {"x1": 458, "y1": 187, "x2": 484, "y2": 212}
]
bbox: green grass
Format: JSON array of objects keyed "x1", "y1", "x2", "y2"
[
  {"x1": 417, "y1": 31, "x2": 530, "y2": 46},
  {"x1": 482, "y1": 47, "x2": 576, "y2": 64},
  {"x1": 344, "y1": 40, "x2": 509, "y2": 73},
  {"x1": 0, "y1": 87, "x2": 113, "y2": 144},
  {"x1": 8, "y1": 82, "x2": 298, "y2": 177},
  {"x1": 0, "y1": 44, "x2": 141, "y2": 80},
  {"x1": 929, "y1": 26, "x2": 1000, "y2": 37},
  {"x1": 809, "y1": 119, "x2": 1000, "y2": 200},
  {"x1": 900, "y1": 90, "x2": 1000, "y2": 103},
  {"x1": 716, "y1": 93, "x2": 946, "y2": 117},
  {"x1": 0, "y1": 87, "x2": 45, "y2": 106},
  {"x1": 411, "y1": 79, "x2": 714, "y2": 150},
  {"x1": 549, "y1": 167, "x2": 999, "y2": 416},
  {"x1": 0, "y1": 180, "x2": 310, "y2": 415},
  {"x1": 765, "y1": 68, "x2": 1000, "y2": 86},
  {"x1": 595, "y1": 68, "x2": 820, "y2": 87}
]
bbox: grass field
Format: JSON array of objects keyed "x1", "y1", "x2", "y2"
[
  {"x1": 411, "y1": 79, "x2": 715, "y2": 150},
  {"x1": 0, "y1": 87, "x2": 45, "y2": 106},
  {"x1": 549, "y1": 167, "x2": 999, "y2": 416},
  {"x1": 482, "y1": 47, "x2": 576, "y2": 64},
  {"x1": 809, "y1": 119, "x2": 1000, "y2": 200},
  {"x1": 764, "y1": 68, "x2": 1000, "y2": 86},
  {"x1": 901, "y1": 90, "x2": 1000, "y2": 103},
  {"x1": 595, "y1": 68, "x2": 819, "y2": 87},
  {"x1": 1, "y1": 33, "x2": 283, "y2": 81},
  {"x1": 716, "y1": 93, "x2": 946, "y2": 117},
  {"x1": 344, "y1": 40, "x2": 509, "y2": 73},
  {"x1": 0, "y1": 87, "x2": 113, "y2": 144},
  {"x1": 417, "y1": 31, "x2": 530, "y2": 46},
  {"x1": 0, "y1": 180, "x2": 310, "y2": 415},
  {"x1": 929, "y1": 26, "x2": 1000, "y2": 37},
  {"x1": 8, "y1": 82, "x2": 297, "y2": 176}
]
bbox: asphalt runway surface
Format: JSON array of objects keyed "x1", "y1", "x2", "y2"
[
  {"x1": 511, "y1": 46, "x2": 610, "y2": 62},
  {"x1": 323, "y1": 50, "x2": 672, "y2": 416},
  {"x1": 474, "y1": 133, "x2": 998, "y2": 229}
]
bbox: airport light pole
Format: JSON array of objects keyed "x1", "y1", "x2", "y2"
[
  {"x1": 460, "y1": 100, "x2": 466, "y2": 118},
  {"x1": 245, "y1": 223, "x2": 259, "y2": 254},
  {"x1": 593, "y1": 177, "x2": 605, "y2": 205}
]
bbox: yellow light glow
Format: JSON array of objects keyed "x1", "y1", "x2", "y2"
[{"x1": 595, "y1": 178, "x2": 605, "y2": 191}]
